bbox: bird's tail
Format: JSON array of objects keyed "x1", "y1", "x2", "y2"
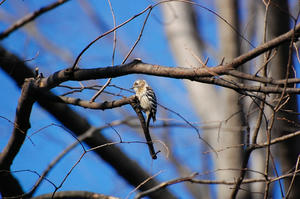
[{"x1": 145, "y1": 114, "x2": 157, "y2": 159}]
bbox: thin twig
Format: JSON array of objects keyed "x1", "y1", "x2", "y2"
[
  {"x1": 89, "y1": 0, "x2": 117, "y2": 102},
  {"x1": 134, "y1": 173, "x2": 198, "y2": 199},
  {"x1": 71, "y1": 5, "x2": 153, "y2": 70},
  {"x1": 0, "y1": 0, "x2": 70, "y2": 39},
  {"x1": 25, "y1": 127, "x2": 98, "y2": 197},
  {"x1": 285, "y1": 155, "x2": 300, "y2": 198},
  {"x1": 126, "y1": 171, "x2": 163, "y2": 199}
]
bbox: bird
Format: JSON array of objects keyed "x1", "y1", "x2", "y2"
[
  {"x1": 132, "y1": 79, "x2": 157, "y2": 159},
  {"x1": 133, "y1": 79, "x2": 157, "y2": 128}
]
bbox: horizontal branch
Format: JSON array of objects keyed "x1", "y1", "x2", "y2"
[
  {"x1": 44, "y1": 94, "x2": 158, "y2": 160},
  {"x1": 136, "y1": 169, "x2": 300, "y2": 199},
  {"x1": 198, "y1": 77, "x2": 300, "y2": 94},
  {"x1": 40, "y1": 59, "x2": 300, "y2": 94},
  {"x1": 32, "y1": 191, "x2": 120, "y2": 199},
  {"x1": 40, "y1": 59, "x2": 229, "y2": 89},
  {"x1": 43, "y1": 93, "x2": 136, "y2": 110},
  {"x1": 36, "y1": 22, "x2": 300, "y2": 94},
  {"x1": 0, "y1": 46, "x2": 176, "y2": 199},
  {"x1": 205, "y1": 130, "x2": 300, "y2": 155},
  {"x1": 227, "y1": 70, "x2": 300, "y2": 85},
  {"x1": 189, "y1": 171, "x2": 300, "y2": 185}
]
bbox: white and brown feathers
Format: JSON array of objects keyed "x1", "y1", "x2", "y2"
[
  {"x1": 133, "y1": 79, "x2": 157, "y2": 159},
  {"x1": 132, "y1": 79, "x2": 157, "y2": 128}
]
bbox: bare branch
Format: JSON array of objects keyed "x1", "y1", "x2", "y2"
[
  {"x1": 43, "y1": 93, "x2": 136, "y2": 110},
  {"x1": 0, "y1": 78, "x2": 36, "y2": 196},
  {"x1": 255, "y1": 131, "x2": 300, "y2": 149},
  {"x1": 0, "y1": 0, "x2": 70, "y2": 40},
  {"x1": 26, "y1": 127, "x2": 99, "y2": 197},
  {"x1": 135, "y1": 173, "x2": 198, "y2": 199},
  {"x1": 71, "y1": 5, "x2": 152, "y2": 69},
  {"x1": 36, "y1": 21, "x2": 300, "y2": 93},
  {"x1": 286, "y1": 155, "x2": 300, "y2": 198},
  {"x1": 0, "y1": 79, "x2": 35, "y2": 169},
  {"x1": 130, "y1": 100, "x2": 158, "y2": 159},
  {"x1": 0, "y1": 46, "x2": 176, "y2": 199},
  {"x1": 31, "y1": 191, "x2": 120, "y2": 199}
]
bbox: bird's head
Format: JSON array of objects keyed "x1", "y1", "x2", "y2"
[{"x1": 132, "y1": 79, "x2": 148, "y2": 92}]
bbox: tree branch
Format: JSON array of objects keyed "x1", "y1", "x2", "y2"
[
  {"x1": 36, "y1": 22, "x2": 300, "y2": 93},
  {"x1": 31, "y1": 191, "x2": 120, "y2": 199},
  {"x1": 41, "y1": 93, "x2": 136, "y2": 110},
  {"x1": 0, "y1": 79, "x2": 35, "y2": 169},
  {"x1": 0, "y1": 46, "x2": 176, "y2": 199},
  {"x1": 130, "y1": 100, "x2": 157, "y2": 159},
  {"x1": 0, "y1": 78, "x2": 36, "y2": 196},
  {"x1": 135, "y1": 173, "x2": 198, "y2": 199},
  {"x1": 0, "y1": 0, "x2": 70, "y2": 40}
]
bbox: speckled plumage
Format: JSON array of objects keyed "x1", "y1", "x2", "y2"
[
  {"x1": 133, "y1": 79, "x2": 157, "y2": 126},
  {"x1": 133, "y1": 79, "x2": 158, "y2": 159}
]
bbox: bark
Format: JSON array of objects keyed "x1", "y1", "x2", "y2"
[
  {"x1": 31, "y1": 191, "x2": 119, "y2": 199},
  {"x1": 246, "y1": 2, "x2": 267, "y2": 198},
  {"x1": 0, "y1": 46, "x2": 176, "y2": 199},
  {"x1": 266, "y1": 0, "x2": 300, "y2": 198},
  {"x1": 0, "y1": 79, "x2": 35, "y2": 196},
  {"x1": 161, "y1": 1, "x2": 246, "y2": 198},
  {"x1": 160, "y1": 2, "x2": 212, "y2": 198},
  {"x1": 214, "y1": 1, "x2": 249, "y2": 198},
  {"x1": 161, "y1": 1, "x2": 249, "y2": 198}
]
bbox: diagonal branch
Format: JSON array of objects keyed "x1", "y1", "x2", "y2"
[
  {"x1": 130, "y1": 100, "x2": 157, "y2": 159},
  {"x1": 0, "y1": 79, "x2": 36, "y2": 169},
  {"x1": 0, "y1": 78, "x2": 36, "y2": 196},
  {"x1": 0, "y1": 0, "x2": 71, "y2": 40},
  {"x1": 39, "y1": 59, "x2": 300, "y2": 94}
]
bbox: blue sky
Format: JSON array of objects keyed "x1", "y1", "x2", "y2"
[
  {"x1": 0, "y1": 0, "x2": 298, "y2": 198},
  {"x1": 0, "y1": 1, "x2": 204, "y2": 198}
]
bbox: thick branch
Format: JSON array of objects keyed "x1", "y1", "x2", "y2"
[
  {"x1": 31, "y1": 191, "x2": 119, "y2": 199},
  {"x1": 40, "y1": 60, "x2": 229, "y2": 89},
  {"x1": 0, "y1": 78, "x2": 36, "y2": 196},
  {"x1": 0, "y1": 79, "x2": 35, "y2": 169},
  {"x1": 40, "y1": 60, "x2": 300, "y2": 94},
  {"x1": 229, "y1": 23, "x2": 300, "y2": 68},
  {"x1": 0, "y1": 46, "x2": 176, "y2": 199},
  {"x1": 37, "y1": 22, "x2": 300, "y2": 92}
]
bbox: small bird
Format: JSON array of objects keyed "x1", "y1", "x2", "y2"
[
  {"x1": 133, "y1": 79, "x2": 157, "y2": 159},
  {"x1": 133, "y1": 79, "x2": 157, "y2": 128}
]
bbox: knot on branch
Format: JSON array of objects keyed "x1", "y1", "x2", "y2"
[
  {"x1": 64, "y1": 67, "x2": 77, "y2": 77},
  {"x1": 132, "y1": 58, "x2": 143, "y2": 64}
]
